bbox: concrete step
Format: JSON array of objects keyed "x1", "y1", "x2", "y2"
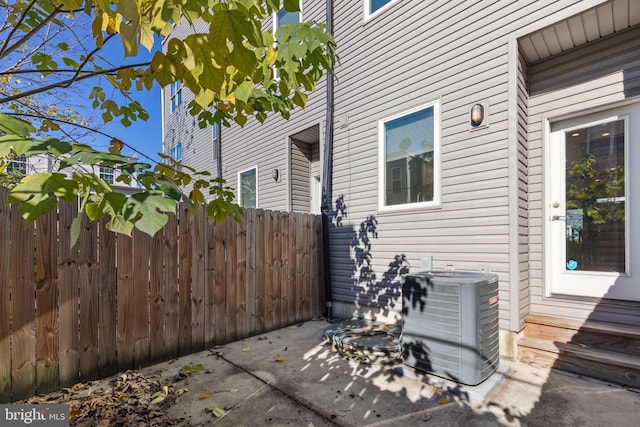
[{"x1": 519, "y1": 315, "x2": 640, "y2": 388}]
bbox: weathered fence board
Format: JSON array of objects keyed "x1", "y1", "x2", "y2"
[
  {"x1": 58, "y1": 202, "x2": 79, "y2": 387},
  {"x1": 116, "y1": 235, "x2": 134, "y2": 371},
  {"x1": 149, "y1": 225, "x2": 165, "y2": 363},
  {"x1": 178, "y1": 204, "x2": 192, "y2": 355},
  {"x1": 0, "y1": 188, "x2": 11, "y2": 402},
  {"x1": 79, "y1": 216, "x2": 99, "y2": 380},
  {"x1": 225, "y1": 218, "x2": 237, "y2": 343},
  {"x1": 98, "y1": 216, "x2": 118, "y2": 377},
  {"x1": 10, "y1": 202, "x2": 36, "y2": 401},
  {"x1": 164, "y1": 214, "x2": 179, "y2": 356},
  {"x1": 132, "y1": 228, "x2": 151, "y2": 368},
  {"x1": 0, "y1": 198, "x2": 323, "y2": 403},
  {"x1": 190, "y1": 209, "x2": 206, "y2": 352},
  {"x1": 235, "y1": 215, "x2": 247, "y2": 340},
  {"x1": 35, "y1": 210, "x2": 59, "y2": 394}
]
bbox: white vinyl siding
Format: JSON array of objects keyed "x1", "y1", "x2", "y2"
[
  {"x1": 220, "y1": 1, "x2": 326, "y2": 211},
  {"x1": 527, "y1": 25, "x2": 640, "y2": 325},
  {"x1": 328, "y1": 0, "x2": 611, "y2": 329},
  {"x1": 162, "y1": 18, "x2": 216, "y2": 195}
]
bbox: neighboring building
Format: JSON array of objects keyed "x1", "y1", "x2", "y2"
[
  {"x1": 162, "y1": 0, "x2": 640, "y2": 368},
  {"x1": 8, "y1": 152, "x2": 140, "y2": 195}
]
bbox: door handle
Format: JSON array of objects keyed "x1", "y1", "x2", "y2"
[{"x1": 551, "y1": 215, "x2": 566, "y2": 221}]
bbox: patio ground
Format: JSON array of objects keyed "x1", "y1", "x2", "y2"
[{"x1": 23, "y1": 319, "x2": 640, "y2": 426}]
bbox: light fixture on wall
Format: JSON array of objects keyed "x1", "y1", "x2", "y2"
[
  {"x1": 470, "y1": 103, "x2": 485, "y2": 128},
  {"x1": 272, "y1": 168, "x2": 279, "y2": 182}
]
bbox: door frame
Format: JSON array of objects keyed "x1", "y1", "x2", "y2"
[{"x1": 543, "y1": 103, "x2": 636, "y2": 301}]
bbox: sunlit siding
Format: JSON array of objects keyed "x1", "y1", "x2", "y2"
[{"x1": 328, "y1": 0, "x2": 597, "y2": 330}]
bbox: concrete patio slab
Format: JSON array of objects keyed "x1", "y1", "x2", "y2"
[{"x1": 139, "y1": 320, "x2": 640, "y2": 426}]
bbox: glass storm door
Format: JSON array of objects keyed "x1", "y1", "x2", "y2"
[{"x1": 547, "y1": 105, "x2": 638, "y2": 301}]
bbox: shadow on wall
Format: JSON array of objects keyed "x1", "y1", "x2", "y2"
[{"x1": 330, "y1": 195, "x2": 409, "y2": 320}]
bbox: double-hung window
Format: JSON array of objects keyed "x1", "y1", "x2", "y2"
[
  {"x1": 99, "y1": 166, "x2": 114, "y2": 185},
  {"x1": 170, "y1": 81, "x2": 182, "y2": 112},
  {"x1": 238, "y1": 166, "x2": 258, "y2": 209},
  {"x1": 378, "y1": 101, "x2": 440, "y2": 211},
  {"x1": 365, "y1": 0, "x2": 398, "y2": 19}
]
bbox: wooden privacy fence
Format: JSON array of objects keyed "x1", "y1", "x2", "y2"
[{"x1": 0, "y1": 188, "x2": 325, "y2": 403}]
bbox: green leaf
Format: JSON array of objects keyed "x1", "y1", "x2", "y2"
[
  {"x1": 283, "y1": 0, "x2": 301, "y2": 12},
  {"x1": 124, "y1": 192, "x2": 177, "y2": 236},
  {"x1": 8, "y1": 173, "x2": 79, "y2": 223},
  {"x1": 0, "y1": 113, "x2": 36, "y2": 137}
]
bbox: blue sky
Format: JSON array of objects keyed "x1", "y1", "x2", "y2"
[{"x1": 86, "y1": 35, "x2": 163, "y2": 165}]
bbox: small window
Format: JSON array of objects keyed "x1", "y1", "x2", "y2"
[
  {"x1": 170, "y1": 142, "x2": 182, "y2": 161},
  {"x1": 365, "y1": 0, "x2": 398, "y2": 19},
  {"x1": 273, "y1": 2, "x2": 301, "y2": 79},
  {"x1": 99, "y1": 167, "x2": 114, "y2": 185},
  {"x1": 275, "y1": 3, "x2": 301, "y2": 29},
  {"x1": 238, "y1": 166, "x2": 257, "y2": 209},
  {"x1": 170, "y1": 81, "x2": 182, "y2": 112},
  {"x1": 8, "y1": 154, "x2": 27, "y2": 176},
  {"x1": 212, "y1": 123, "x2": 219, "y2": 161},
  {"x1": 378, "y1": 101, "x2": 440, "y2": 211}
]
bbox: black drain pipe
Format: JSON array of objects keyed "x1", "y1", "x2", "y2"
[{"x1": 321, "y1": 0, "x2": 334, "y2": 318}]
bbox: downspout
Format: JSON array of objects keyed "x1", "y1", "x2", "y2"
[{"x1": 321, "y1": 0, "x2": 334, "y2": 318}]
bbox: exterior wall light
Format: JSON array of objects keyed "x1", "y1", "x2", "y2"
[
  {"x1": 272, "y1": 168, "x2": 279, "y2": 181},
  {"x1": 470, "y1": 103, "x2": 485, "y2": 128}
]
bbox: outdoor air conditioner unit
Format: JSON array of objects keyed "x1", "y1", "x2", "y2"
[{"x1": 401, "y1": 271, "x2": 500, "y2": 386}]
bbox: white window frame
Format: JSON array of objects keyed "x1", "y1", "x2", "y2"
[
  {"x1": 170, "y1": 81, "x2": 182, "y2": 112},
  {"x1": 8, "y1": 154, "x2": 28, "y2": 175},
  {"x1": 364, "y1": 0, "x2": 399, "y2": 20},
  {"x1": 238, "y1": 165, "x2": 258, "y2": 209},
  {"x1": 377, "y1": 100, "x2": 441, "y2": 212},
  {"x1": 99, "y1": 166, "x2": 115, "y2": 185}
]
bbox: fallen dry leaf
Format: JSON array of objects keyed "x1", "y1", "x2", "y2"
[
  {"x1": 437, "y1": 398, "x2": 448, "y2": 405},
  {"x1": 180, "y1": 363, "x2": 205, "y2": 374},
  {"x1": 274, "y1": 357, "x2": 287, "y2": 362},
  {"x1": 176, "y1": 388, "x2": 188, "y2": 396},
  {"x1": 149, "y1": 385, "x2": 169, "y2": 405},
  {"x1": 212, "y1": 407, "x2": 226, "y2": 417},
  {"x1": 69, "y1": 408, "x2": 82, "y2": 418},
  {"x1": 229, "y1": 389, "x2": 239, "y2": 394},
  {"x1": 242, "y1": 347, "x2": 250, "y2": 352},
  {"x1": 198, "y1": 393, "x2": 211, "y2": 400}
]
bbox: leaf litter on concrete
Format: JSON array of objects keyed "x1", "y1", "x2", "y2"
[{"x1": 18, "y1": 369, "x2": 200, "y2": 426}]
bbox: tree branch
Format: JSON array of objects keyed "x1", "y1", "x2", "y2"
[
  {"x1": 0, "y1": 62, "x2": 151, "y2": 105},
  {"x1": 0, "y1": 3, "x2": 64, "y2": 59}
]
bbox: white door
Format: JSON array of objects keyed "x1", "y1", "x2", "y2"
[
  {"x1": 310, "y1": 175, "x2": 321, "y2": 214},
  {"x1": 547, "y1": 104, "x2": 639, "y2": 301}
]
